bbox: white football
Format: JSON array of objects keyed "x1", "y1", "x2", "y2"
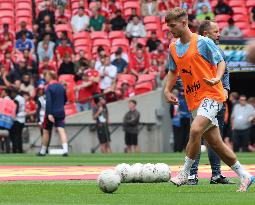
[
  {"x1": 131, "y1": 163, "x2": 143, "y2": 182},
  {"x1": 141, "y1": 163, "x2": 157, "y2": 183},
  {"x1": 97, "y1": 169, "x2": 121, "y2": 193},
  {"x1": 115, "y1": 163, "x2": 133, "y2": 183},
  {"x1": 155, "y1": 163, "x2": 171, "y2": 182}
]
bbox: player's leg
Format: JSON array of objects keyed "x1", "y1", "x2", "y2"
[
  {"x1": 133, "y1": 133, "x2": 140, "y2": 153},
  {"x1": 203, "y1": 126, "x2": 254, "y2": 192},
  {"x1": 55, "y1": 117, "x2": 68, "y2": 156},
  {"x1": 208, "y1": 104, "x2": 234, "y2": 184},
  {"x1": 171, "y1": 115, "x2": 210, "y2": 186},
  {"x1": 38, "y1": 116, "x2": 53, "y2": 156},
  {"x1": 187, "y1": 152, "x2": 201, "y2": 185},
  {"x1": 125, "y1": 132, "x2": 132, "y2": 153},
  {"x1": 232, "y1": 130, "x2": 241, "y2": 152}
]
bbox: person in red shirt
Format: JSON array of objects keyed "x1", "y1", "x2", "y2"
[
  {"x1": 23, "y1": 91, "x2": 37, "y2": 123},
  {"x1": 85, "y1": 60, "x2": 101, "y2": 95},
  {"x1": 56, "y1": 6, "x2": 69, "y2": 25},
  {"x1": 75, "y1": 71, "x2": 93, "y2": 112},
  {"x1": 1, "y1": 50, "x2": 15, "y2": 73},
  {"x1": 129, "y1": 48, "x2": 149, "y2": 77},
  {"x1": 115, "y1": 81, "x2": 135, "y2": 100},
  {"x1": 38, "y1": 57, "x2": 56, "y2": 76},
  {"x1": 56, "y1": 39, "x2": 73, "y2": 61},
  {"x1": 0, "y1": 24, "x2": 14, "y2": 44},
  {"x1": 0, "y1": 33, "x2": 13, "y2": 54}
]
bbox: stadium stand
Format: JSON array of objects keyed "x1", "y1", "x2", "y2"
[{"x1": 0, "y1": 0, "x2": 254, "y2": 119}]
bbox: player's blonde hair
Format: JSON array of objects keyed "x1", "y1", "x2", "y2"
[
  {"x1": 44, "y1": 70, "x2": 57, "y2": 80},
  {"x1": 165, "y1": 7, "x2": 188, "y2": 22}
]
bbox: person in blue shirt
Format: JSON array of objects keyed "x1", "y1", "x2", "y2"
[
  {"x1": 183, "y1": 20, "x2": 232, "y2": 185},
  {"x1": 15, "y1": 31, "x2": 34, "y2": 53},
  {"x1": 37, "y1": 71, "x2": 69, "y2": 157},
  {"x1": 111, "y1": 50, "x2": 128, "y2": 73}
]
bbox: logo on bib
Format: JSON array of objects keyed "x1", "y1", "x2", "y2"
[
  {"x1": 186, "y1": 81, "x2": 200, "y2": 94},
  {"x1": 181, "y1": 68, "x2": 192, "y2": 76}
]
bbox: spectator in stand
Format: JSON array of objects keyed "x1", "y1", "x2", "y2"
[
  {"x1": 56, "y1": 31, "x2": 73, "y2": 48},
  {"x1": 129, "y1": 48, "x2": 149, "y2": 77},
  {"x1": 180, "y1": 0, "x2": 190, "y2": 10},
  {"x1": 250, "y1": 7, "x2": 255, "y2": 23},
  {"x1": 71, "y1": 7, "x2": 90, "y2": 33},
  {"x1": 95, "y1": 46, "x2": 107, "y2": 71},
  {"x1": 23, "y1": 91, "x2": 37, "y2": 123},
  {"x1": 37, "y1": 33, "x2": 55, "y2": 62},
  {"x1": 20, "y1": 74, "x2": 35, "y2": 97},
  {"x1": 98, "y1": 56, "x2": 117, "y2": 92},
  {"x1": 127, "y1": 8, "x2": 139, "y2": 22},
  {"x1": 123, "y1": 100, "x2": 140, "y2": 153},
  {"x1": 23, "y1": 49, "x2": 37, "y2": 74},
  {"x1": 93, "y1": 96, "x2": 111, "y2": 153},
  {"x1": 146, "y1": 31, "x2": 162, "y2": 52},
  {"x1": 39, "y1": 56, "x2": 56, "y2": 75},
  {"x1": 6, "y1": 58, "x2": 28, "y2": 85},
  {"x1": 1, "y1": 51, "x2": 15, "y2": 73},
  {"x1": 52, "y1": 0, "x2": 67, "y2": 8},
  {"x1": 109, "y1": 9, "x2": 127, "y2": 31},
  {"x1": 231, "y1": 95, "x2": 255, "y2": 152},
  {"x1": 221, "y1": 18, "x2": 243, "y2": 38},
  {"x1": 116, "y1": 81, "x2": 135, "y2": 100},
  {"x1": 111, "y1": 49, "x2": 128, "y2": 74},
  {"x1": 89, "y1": 6, "x2": 106, "y2": 31},
  {"x1": 196, "y1": 5, "x2": 215, "y2": 21},
  {"x1": 214, "y1": 0, "x2": 233, "y2": 16},
  {"x1": 75, "y1": 71, "x2": 93, "y2": 112},
  {"x1": 9, "y1": 88, "x2": 25, "y2": 153},
  {"x1": 37, "y1": 41, "x2": 54, "y2": 62},
  {"x1": 74, "y1": 51, "x2": 90, "y2": 74},
  {"x1": 107, "y1": 0, "x2": 120, "y2": 19},
  {"x1": 56, "y1": 39, "x2": 74, "y2": 61},
  {"x1": 38, "y1": 21, "x2": 58, "y2": 42},
  {"x1": 0, "y1": 24, "x2": 14, "y2": 43},
  {"x1": 126, "y1": 16, "x2": 147, "y2": 39},
  {"x1": 141, "y1": 0, "x2": 158, "y2": 16},
  {"x1": 56, "y1": 6, "x2": 69, "y2": 25},
  {"x1": 37, "y1": 0, "x2": 55, "y2": 28},
  {"x1": 0, "y1": 33, "x2": 13, "y2": 54},
  {"x1": 110, "y1": 47, "x2": 129, "y2": 63},
  {"x1": 15, "y1": 32, "x2": 34, "y2": 53},
  {"x1": 16, "y1": 21, "x2": 34, "y2": 40},
  {"x1": 58, "y1": 54, "x2": 75, "y2": 76},
  {"x1": 194, "y1": 0, "x2": 211, "y2": 15},
  {"x1": 85, "y1": 60, "x2": 101, "y2": 97}
]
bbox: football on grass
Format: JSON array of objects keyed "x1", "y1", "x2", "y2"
[
  {"x1": 115, "y1": 163, "x2": 134, "y2": 183},
  {"x1": 97, "y1": 169, "x2": 121, "y2": 193}
]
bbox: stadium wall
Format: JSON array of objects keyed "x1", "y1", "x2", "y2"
[{"x1": 27, "y1": 88, "x2": 174, "y2": 153}]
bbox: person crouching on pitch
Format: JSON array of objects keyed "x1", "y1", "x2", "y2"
[{"x1": 37, "y1": 71, "x2": 69, "y2": 156}]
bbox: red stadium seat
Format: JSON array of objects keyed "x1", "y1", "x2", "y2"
[
  {"x1": 246, "y1": 0, "x2": 255, "y2": 8},
  {"x1": 235, "y1": 22, "x2": 250, "y2": 30},
  {"x1": 232, "y1": 7, "x2": 247, "y2": 14},
  {"x1": 93, "y1": 39, "x2": 111, "y2": 47},
  {"x1": 90, "y1": 31, "x2": 108, "y2": 40},
  {"x1": 74, "y1": 39, "x2": 92, "y2": 47},
  {"x1": 111, "y1": 38, "x2": 129, "y2": 47},
  {"x1": 242, "y1": 29, "x2": 255, "y2": 38},
  {"x1": 215, "y1": 14, "x2": 231, "y2": 22},
  {"x1": 137, "y1": 74, "x2": 156, "y2": 88},
  {"x1": 74, "y1": 45, "x2": 91, "y2": 54},
  {"x1": 15, "y1": 10, "x2": 31, "y2": 18},
  {"x1": 55, "y1": 24, "x2": 72, "y2": 39},
  {"x1": 251, "y1": 22, "x2": 255, "y2": 29},
  {"x1": 232, "y1": 15, "x2": 249, "y2": 22},
  {"x1": 108, "y1": 31, "x2": 125, "y2": 40},
  {"x1": 0, "y1": 2, "x2": 14, "y2": 9},
  {"x1": 123, "y1": 1, "x2": 140, "y2": 10},
  {"x1": 65, "y1": 103, "x2": 78, "y2": 116},
  {"x1": 0, "y1": 10, "x2": 14, "y2": 18},
  {"x1": 136, "y1": 38, "x2": 147, "y2": 46},
  {"x1": 145, "y1": 23, "x2": 161, "y2": 31},
  {"x1": 73, "y1": 31, "x2": 90, "y2": 40},
  {"x1": 218, "y1": 22, "x2": 228, "y2": 30},
  {"x1": 228, "y1": 1, "x2": 245, "y2": 7},
  {"x1": 16, "y1": 2, "x2": 31, "y2": 9},
  {"x1": 144, "y1": 16, "x2": 161, "y2": 25},
  {"x1": 134, "y1": 82, "x2": 153, "y2": 95}
]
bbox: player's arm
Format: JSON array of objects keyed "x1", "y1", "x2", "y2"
[
  {"x1": 200, "y1": 37, "x2": 225, "y2": 86},
  {"x1": 164, "y1": 52, "x2": 178, "y2": 104}
]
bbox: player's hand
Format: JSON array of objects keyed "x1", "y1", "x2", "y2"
[
  {"x1": 48, "y1": 115, "x2": 55, "y2": 123},
  {"x1": 224, "y1": 89, "x2": 228, "y2": 99},
  {"x1": 203, "y1": 78, "x2": 220, "y2": 86},
  {"x1": 164, "y1": 91, "x2": 179, "y2": 105}
]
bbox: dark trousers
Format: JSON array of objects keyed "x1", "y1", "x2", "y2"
[
  {"x1": 190, "y1": 104, "x2": 225, "y2": 177},
  {"x1": 174, "y1": 118, "x2": 190, "y2": 152},
  {"x1": 10, "y1": 121, "x2": 24, "y2": 153},
  {"x1": 233, "y1": 128, "x2": 250, "y2": 152}
]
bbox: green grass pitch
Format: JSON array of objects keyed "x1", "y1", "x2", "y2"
[{"x1": 0, "y1": 153, "x2": 254, "y2": 205}]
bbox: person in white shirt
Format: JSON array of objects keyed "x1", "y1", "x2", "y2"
[
  {"x1": 126, "y1": 15, "x2": 146, "y2": 39},
  {"x1": 98, "y1": 56, "x2": 117, "y2": 91},
  {"x1": 71, "y1": 7, "x2": 90, "y2": 33},
  {"x1": 221, "y1": 18, "x2": 243, "y2": 38}
]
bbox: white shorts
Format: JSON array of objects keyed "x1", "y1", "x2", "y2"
[{"x1": 191, "y1": 98, "x2": 223, "y2": 129}]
